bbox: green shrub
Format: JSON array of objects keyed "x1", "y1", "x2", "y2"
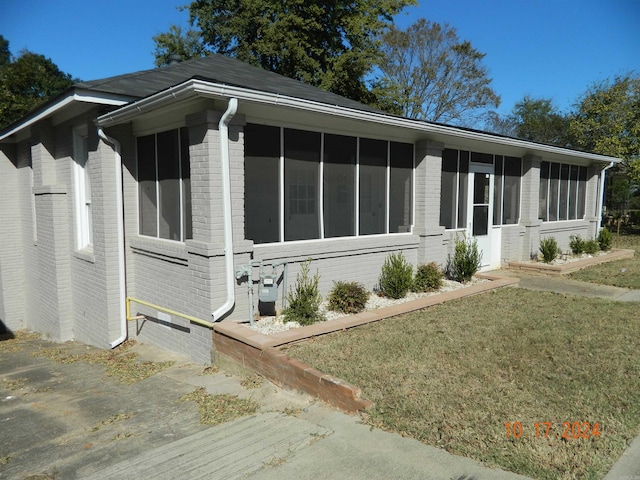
[
  {"x1": 584, "y1": 239, "x2": 600, "y2": 255},
  {"x1": 598, "y1": 227, "x2": 613, "y2": 251},
  {"x1": 569, "y1": 235, "x2": 585, "y2": 255},
  {"x1": 283, "y1": 260, "x2": 324, "y2": 326},
  {"x1": 539, "y1": 237, "x2": 559, "y2": 264},
  {"x1": 446, "y1": 236, "x2": 482, "y2": 283},
  {"x1": 327, "y1": 281, "x2": 369, "y2": 314},
  {"x1": 413, "y1": 262, "x2": 444, "y2": 292},
  {"x1": 379, "y1": 252, "x2": 413, "y2": 299}
]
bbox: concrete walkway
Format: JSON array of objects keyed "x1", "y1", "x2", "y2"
[{"x1": 511, "y1": 273, "x2": 640, "y2": 302}]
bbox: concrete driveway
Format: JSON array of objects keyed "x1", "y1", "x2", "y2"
[{"x1": 1, "y1": 332, "x2": 532, "y2": 480}]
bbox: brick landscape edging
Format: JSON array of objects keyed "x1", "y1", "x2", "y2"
[
  {"x1": 212, "y1": 273, "x2": 519, "y2": 413},
  {"x1": 212, "y1": 331, "x2": 373, "y2": 413},
  {"x1": 508, "y1": 248, "x2": 634, "y2": 275}
]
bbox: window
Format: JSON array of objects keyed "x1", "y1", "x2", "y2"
[
  {"x1": 137, "y1": 128, "x2": 192, "y2": 241},
  {"x1": 502, "y1": 157, "x2": 521, "y2": 225},
  {"x1": 539, "y1": 161, "x2": 587, "y2": 222},
  {"x1": 359, "y1": 138, "x2": 387, "y2": 235},
  {"x1": 323, "y1": 134, "x2": 356, "y2": 238},
  {"x1": 244, "y1": 124, "x2": 280, "y2": 243},
  {"x1": 244, "y1": 125, "x2": 414, "y2": 244},
  {"x1": 73, "y1": 127, "x2": 92, "y2": 249},
  {"x1": 284, "y1": 129, "x2": 321, "y2": 241}
]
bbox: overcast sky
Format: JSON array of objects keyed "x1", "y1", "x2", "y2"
[{"x1": 1, "y1": 0, "x2": 638, "y2": 115}]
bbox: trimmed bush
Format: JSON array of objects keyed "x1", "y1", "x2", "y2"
[
  {"x1": 283, "y1": 260, "x2": 324, "y2": 326},
  {"x1": 539, "y1": 237, "x2": 559, "y2": 264},
  {"x1": 584, "y1": 239, "x2": 600, "y2": 255},
  {"x1": 379, "y1": 252, "x2": 413, "y2": 299},
  {"x1": 413, "y1": 262, "x2": 444, "y2": 292},
  {"x1": 446, "y1": 236, "x2": 482, "y2": 283},
  {"x1": 598, "y1": 227, "x2": 613, "y2": 251},
  {"x1": 569, "y1": 235, "x2": 585, "y2": 255},
  {"x1": 327, "y1": 281, "x2": 369, "y2": 314}
]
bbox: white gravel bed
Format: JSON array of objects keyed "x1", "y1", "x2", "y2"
[
  {"x1": 244, "y1": 277, "x2": 488, "y2": 335},
  {"x1": 531, "y1": 250, "x2": 609, "y2": 266}
]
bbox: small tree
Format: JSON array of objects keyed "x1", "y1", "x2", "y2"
[
  {"x1": 283, "y1": 260, "x2": 324, "y2": 326},
  {"x1": 446, "y1": 235, "x2": 482, "y2": 283},
  {"x1": 378, "y1": 252, "x2": 413, "y2": 299}
]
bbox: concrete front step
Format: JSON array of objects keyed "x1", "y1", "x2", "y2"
[{"x1": 83, "y1": 412, "x2": 331, "y2": 480}]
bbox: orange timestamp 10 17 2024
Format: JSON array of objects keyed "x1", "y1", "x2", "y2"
[{"x1": 505, "y1": 422, "x2": 601, "y2": 439}]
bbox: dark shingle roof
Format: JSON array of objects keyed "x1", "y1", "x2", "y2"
[{"x1": 76, "y1": 54, "x2": 381, "y2": 113}]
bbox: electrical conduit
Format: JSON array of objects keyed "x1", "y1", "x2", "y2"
[
  {"x1": 97, "y1": 128, "x2": 128, "y2": 348},
  {"x1": 212, "y1": 98, "x2": 239, "y2": 321}
]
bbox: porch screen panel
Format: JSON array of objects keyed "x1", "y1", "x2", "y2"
[
  {"x1": 323, "y1": 134, "x2": 356, "y2": 238},
  {"x1": 440, "y1": 149, "x2": 458, "y2": 229},
  {"x1": 502, "y1": 157, "x2": 521, "y2": 224},
  {"x1": 493, "y1": 156, "x2": 503, "y2": 226},
  {"x1": 549, "y1": 163, "x2": 560, "y2": 221},
  {"x1": 359, "y1": 138, "x2": 387, "y2": 235},
  {"x1": 284, "y1": 128, "x2": 321, "y2": 241},
  {"x1": 559, "y1": 164, "x2": 569, "y2": 221},
  {"x1": 137, "y1": 134, "x2": 157, "y2": 237},
  {"x1": 569, "y1": 165, "x2": 578, "y2": 220},
  {"x1": 577, "y1": 167, "x2": 587, "y2": 218},
  {"x1": 157, "y1": 130, "x2": 181, "y2": 240},
  {"x1": 389, "y1": 142, "x2": 413, "y2": 233},
  {"x1": 539, "y1": 162, "x2": 549, "y2": 221},
  {"x1": 180, "y1": 127, "x2": 192, "y2": 240},
  {"x1": 244, "y1": 124, "x2": 280, "y2": 244},
  {"x1": 457, "y1": 151, "x2": 469, "y2": 229}
]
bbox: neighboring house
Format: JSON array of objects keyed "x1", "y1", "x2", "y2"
[{"x1": 0, "y1": 55, "x2": 619, "y2": 363}]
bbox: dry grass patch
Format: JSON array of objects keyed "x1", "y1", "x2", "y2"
[
  {"x1": 179, "y1": 387, "x2": 258, "y2": 426},
  {"x1": 570, "y1": 234, "x2": 640, "y2": 289},
  {"x1": 0, "y1": 377, "x2": 28, "y2": 391},
  {"x1": 0, "y1": 330, "x2": 41, "y2": 353},
  {"x1": 287, "y1": 288, "x2": 640, "y2": 480},
  {"x1": 32, "y1": 340, "x2": 174, "y2": 384}
]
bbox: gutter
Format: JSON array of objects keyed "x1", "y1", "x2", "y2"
[
  {"x1": 211, "y1": 98, "x2": 238, "y2": 321},
  {"x1": 95, "y1": 79, "x2": 621, "y2": 166},
  {"x1": 96, "y1": 128, "x2": 128, "y2": 348},
  {"x1": 596, "y1": 161, "x2": 615, "y2": 234}
]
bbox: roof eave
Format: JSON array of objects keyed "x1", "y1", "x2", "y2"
[
  {"x1": 0, "y1": 88, "x2": 133, "y2": 143},
  {"x1": 96, "y1": 78, "x2": 622, "y2": 165}
]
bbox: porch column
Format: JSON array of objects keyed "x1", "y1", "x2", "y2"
[
  {"x1": 414, "y1": 140, "x2": 447, "y2": 265},
  {"x1": 521, "y1": 154, "x2": 542, "y2": 261}
]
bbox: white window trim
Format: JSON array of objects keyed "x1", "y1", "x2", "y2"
[{"x1": 73, "y1": 126, "x2": 92, "y2": 250}]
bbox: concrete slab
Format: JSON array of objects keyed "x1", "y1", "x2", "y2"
[{"x1": 515, "y1": 275, "x2": 632, "y2": 300}]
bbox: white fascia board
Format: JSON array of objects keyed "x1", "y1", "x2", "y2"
[
  {"x1": 96, "y1": 78, "x2": 621, "y2": 165},
  {"x1": 0, "y1": 90, "x2": 131, "y2": 142}
]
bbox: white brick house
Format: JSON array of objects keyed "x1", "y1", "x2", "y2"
[{"x1": 0, "y1": 55, "x2": 619, "y2": 363}]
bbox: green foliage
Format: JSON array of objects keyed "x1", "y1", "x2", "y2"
[
  {"x1": 539, "y1": 237, "x2": 559, "y2": 264},
  {"x1": 153, "y1": 25, "x2": 207, "y2": 67},
  {"x1": 283, "y1": 260, "x2": 324, "y2": 326},
  {"x1": 163, "y1": 0, "x2": 416, "y2": 104},
  {"x1": 584, "y1": 239, "x2": 600, "y2": 255},
  {"x1": 569, "y1": 234, "x2": 585, "y2": 255},
  {"x1": 378, "y1": 252, "x2": 413, "y2": 299},
  {"x1": 447, "y1": 236, "x2": 482, "y2": 283},
  {"x1": 569, "y1": 75, "x2": 640, "y2": 183},
  {"x1": 412, "y1": 262, "x2": 444, "y2": 292},
  {"x1": 327, "y1": 281, "x2": 369, "y2": 314},
  {"x1": 375, "y1": 19, "x2": 499, "y2": 124},
  {"x1": 0, "y1": 35, "x2": 9, "y2": 68},
  {"x1": 598, "y1": 227, "x2": 613, "y2": 251},
  {"x1": 0, "y1": 46, "x2": 75, "y2": 129}
]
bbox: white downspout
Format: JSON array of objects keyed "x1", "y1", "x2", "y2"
[
  {"x1": 596, "y1": 161, "x2": 615, "y2": 234},
  {"x1": 212, "y1": 98, "x2": 238, "y2": 321},
  {"x1": 97, "y1": 128, "x2": 127, "y2": 348}
]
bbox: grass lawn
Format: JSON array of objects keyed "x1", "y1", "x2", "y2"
[
  {"x1": 286, "y1": 288, "x2": 640, "y2": 480},
  {"x1": 569, "y1": 233, "x2": 640, "y2": 289}
]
